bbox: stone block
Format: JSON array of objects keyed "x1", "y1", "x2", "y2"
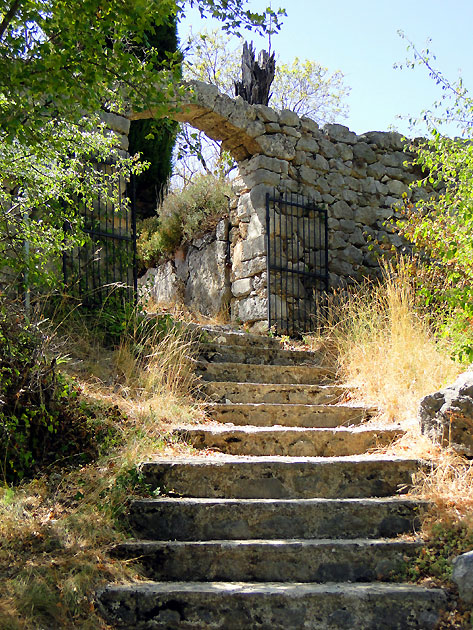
[
  {"x1": 232, "y1": 256, "x2": 267, "y2": 280},
  {"x1": 335, "y1": 143, "x2": 354, "y2": 161},
  {"x1": 329, "y1": 232, "x2": 348, "y2": 249},
  {"x1": 331, "y1": 200, "x2": 352, "y2": 220},
  {"x1": 255, "y1": 134, "x2": 297, "y2": 160},
  {"x1": 353, "y1": 142, "x2": 377, "y2": 164},
  {"x1": 242, "y1": 155, "x2": 289, "y2": 175},
  {"x1": 250, "y1": 183, "x2": 274, "y2": 211},
  {"x1": 245, "y1": 120, "x2": 266, "y2": 138},
  {"x1": 419, "y1": 370, "x2": 473, "y2": 456},
  {"x1": 282, "y1": 125, "x2": 302, "y2": 138},
  {"x1": 279, "y1": 109, "x2": 300, "y2": 127},
  {"x1": 100, "y1": 111, "x2": 131, "y2": 135},
  {"x1": 452, "y1": 551, "x2": 473, "y2": 604},
  {"x1": 355, "y1": 206, "x2": 378, "y2": 226},
  {"x1": 326, "y1": 172, "x2": 346, "y2": 189},
  {"x1": 299, "y1": 165, "x2": 318, "y2": 185},
  {"x1": 296, "y1": 135, "x2": 319, "y2": 153},
  {"x1": 253, "y1": 103, "x2": 279, "y2": 122},
  {"x1": 248, "y1": 209, "x2": 266, "y2": 239},
  {"x1": 265, "y1": 122, "x2": 281, "y2": 133},
  {"x1": 237, "y1": 294, "x2": 268, "y2": 322},
  {"x1": 232, "y1": 277, "x2": 252, "y2": 298},
  {"x1": 318, "y1": 137, "x2": 337, "y2": 159},
  {"x1": 324, "y1": 123, "x2": 358, "y2": 144},
  {"x1": 300, "y1": 116, "x2": 319, "y2": 133},
  {"x1": 387, "y1": 179, "x2": 409, "y2": 196},
  {"x1": 243, "y1": 169, "x2": 281, "y2": 188},
  {"x1": 241, "y1": 235, "x2": 266, "y2": 262}
]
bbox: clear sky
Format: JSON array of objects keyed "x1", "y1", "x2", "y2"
[{"x1": 179, "y1": 0, "x2": 473, "y2": 136}]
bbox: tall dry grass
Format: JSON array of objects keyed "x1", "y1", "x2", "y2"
[{"x1": 306, "y1": 259, "x2": 461, "y2": 427}]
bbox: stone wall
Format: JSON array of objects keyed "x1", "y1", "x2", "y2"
[
  {"x1": 140, "y1": 218, "x2": 231, "y2": 317},
  {"x1": 129, "y1": 81, "x2": 427, "y2": 331}
]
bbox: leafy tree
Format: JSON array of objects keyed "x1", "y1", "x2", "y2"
[
  {"x1": 128, "y1": 14, "x2": 180, "y2": 220},
  {"x1": 0, "y1": 1, "x2": 282, "y2": 287},
  {"x1": 395, "y1": 34, "x2": 473, "y2": 359}
]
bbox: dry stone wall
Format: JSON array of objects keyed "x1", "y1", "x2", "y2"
[{"x1": 129, "y1": 81, "x2": 426, "y2": 330}]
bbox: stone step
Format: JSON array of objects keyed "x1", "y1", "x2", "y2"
[
  {"x1": 197, "y1": 343, "x2": 321, "y2": 366},
  {"x1": 195, "y1": 360, "x2": 334, "y2": 385},
  {"x1": 139, "y1": 456, "x2": 420, "y2": 499},
  {"x1": 190, "y1": 324, "x2": 284, "y2": 349},
  {"x1": 206, "y1": 402, "x2": 374, "y2": 427},
  {"x1": 113, "y1": 538, "x2": 422, "y2": 583},
  {"x1": 129, "y1": 496, "x2": 428, "y2": 541},
  {"x1": 97, "y1": 581, "x2": 446, "y2": 630},
  {"x1": 200, "y1": 381, "x2": 345, "y2": 405},
  {"x1": 174, "y1": 426, "x2": 402, "y2": 457}
]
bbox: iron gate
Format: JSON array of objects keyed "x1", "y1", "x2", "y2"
[
  {"x1": 62, "y1": 162, "x2": 137, "y2": 307},
  {"x1": 266, "y1": 191, "x2": 328, "y2": 336}
]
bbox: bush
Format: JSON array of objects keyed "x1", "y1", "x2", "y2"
[
  {"x1": 137, "y1": 174, "x2": 231, "y2": 268},
  {"x1": 0, "y1": 300, "x2": 116, "y2": 482}
]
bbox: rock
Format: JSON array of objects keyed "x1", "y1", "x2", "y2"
[
  {"x1": 418, "y1": 371, "x2": 473, "y2": 455},
  {"x1": 185, "y1": 241, "x2": 231, "y2": 316},
  {"x1": 324, "y1": 123, "x2": 358, "y2": 145},
  {"x1": 279, "y1": 109, "x2": 300, "y2": 127},
  {"x1": 452, "y1": 551, "x2": 473, "y2": 604}
]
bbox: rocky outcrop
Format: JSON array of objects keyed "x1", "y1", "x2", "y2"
[{"x1": 418, "y1": 371, "x2": 473, "y2": 456}]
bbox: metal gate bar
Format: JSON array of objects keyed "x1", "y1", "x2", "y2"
[
  {"x1": 266, "y1": 191, "x2": 328, "y2": 336},
  {"x1": 63, "y1": 161, "x2": 137, "y2": 308}
]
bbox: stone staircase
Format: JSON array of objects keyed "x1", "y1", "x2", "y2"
[{"x1": 97, "y1": 325, "x2": 446, "y2": 629}]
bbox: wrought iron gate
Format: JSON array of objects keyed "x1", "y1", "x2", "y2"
[
  {"x1": 62, "y1": 162, "x2": 137, "y2": 308},
  {"x1": 266, "y1": 191, "x2": 328, "y2": 336}
]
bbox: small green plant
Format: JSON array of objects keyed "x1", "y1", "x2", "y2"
[
  {"x1": 0, "y1": 299, "x2": 121, "y2": 482},
  {"x1": 137, "y1": 174, "x2": 231, "y2": 268}
]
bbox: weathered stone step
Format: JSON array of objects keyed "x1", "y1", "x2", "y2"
[
  {"x1": 97, "y1": 581, "x2": 446, "y2": 630},
  {"x1": 113, "y1": 538, "x2": 422, "y2": 583},
  {"x1": 140, "y1": 456, "x2": 419, "y2": 499},
  {"x1": 129, "y1": 496, "x2": 428, "y2": 541},
  {"x1": 190, "y1": 324, "x2": 284, "y2": 349},
  {"x1": 201, "y1": 381, "x2": 345, "y2": 405},
  {"x1": 195, "y1": 360, "x2": 334, "y2": 385},
  {"x1": 206, "y1": 402, "x2": 374, "y2": 427},
  {"x1": 174, "y1": 426, "x2": 402, "y2": 457},
  {"x1": 197, "y1": 343, "x2": 321, "y2": 366}
]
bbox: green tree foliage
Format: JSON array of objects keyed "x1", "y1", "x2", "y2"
[
  {"x1": 0, "y1": 0, "x2": 282, "y2": 286},
  {"x1": 128, "y1": 15, "x2": 180, "y2": 220},
  {"x1": 396, "y1": 34, "x2": 473, "y2": 359}
]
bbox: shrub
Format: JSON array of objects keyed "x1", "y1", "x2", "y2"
[
  {"x1": 0, "y1": 299, "x2": 116, "y2": 482},
  {"x1": 137, "y1": 174, "x2": 231, "y2": 268}
]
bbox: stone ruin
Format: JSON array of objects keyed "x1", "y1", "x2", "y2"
[{"x1": 111, "y1": 81, "x2": 427, "y2": 332}]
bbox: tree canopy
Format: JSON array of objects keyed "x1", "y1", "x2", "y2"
[
  {"x1": 396, "y1": 34, "x2": 473, "y2": 359},
  {"x1": 0, "y1": 0, "x2": 282, "y2": 287}
]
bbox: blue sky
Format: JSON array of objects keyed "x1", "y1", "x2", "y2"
[{"x1": 179, "y1": 1, "x2": 473, "y2": 136}]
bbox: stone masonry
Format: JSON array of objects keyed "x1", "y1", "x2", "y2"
[{"x1": 127, "y1": 81, "x2": 427, "y2": 330}]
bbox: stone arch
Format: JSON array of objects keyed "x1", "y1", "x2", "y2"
[
  {"x1": 129, "y1": 81, "x2": 262, "y2": 162},
  {"x1": 126, "y1": 80, "x2": 422, "y2": 332}
]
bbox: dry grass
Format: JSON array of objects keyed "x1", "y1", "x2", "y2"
[
  {"x1": 304, "y1": 259, "x2": 462, "y2": 428},
  {"x1": 0, "y1": 309, "x2": 208, "y2": 629}
]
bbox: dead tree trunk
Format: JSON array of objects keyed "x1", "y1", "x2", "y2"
[{"x1": 234, "y1": 41, "x2": 275, "y2": 106}]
